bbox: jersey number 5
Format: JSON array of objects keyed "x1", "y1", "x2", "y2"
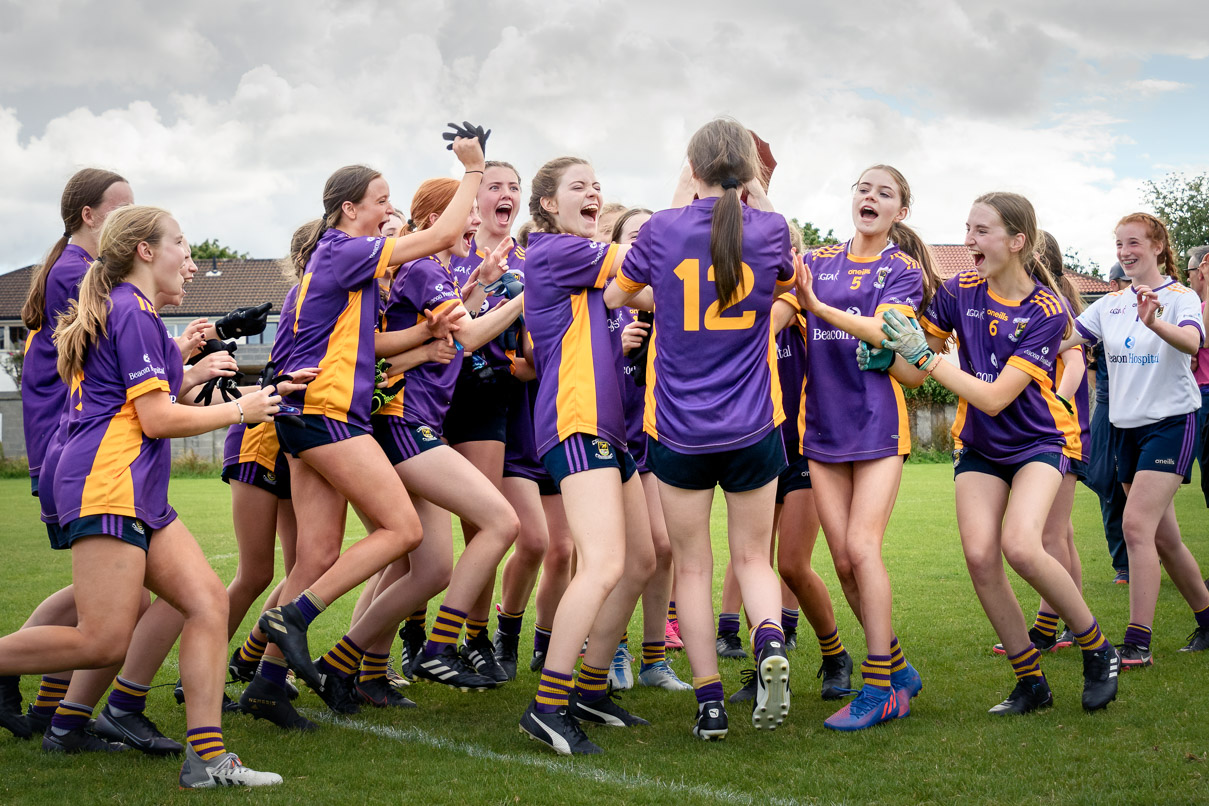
[{"x1": 672, "y1": 259, "x2": 755, "y2": 331}]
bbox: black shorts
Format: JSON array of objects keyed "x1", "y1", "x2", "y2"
[
  {"x1": 952, "y1": 447, "x2": 1068, "y2": 485},
  {"x1": 222, "y1": 454, "x2": 292, "y2": 499},
  {"x1": 541, "y1": 434, "x2": 637, "y2": 488},
  {"x1": 276, "y1": 414, "x2": 369, "y2": 458},
  {"x1": 1114, "y1": 412, "x2": 1198, "y2": 484},
  {"x1": 372, "y1": 416, "x2": 447, "y2": 466},
  {"x1": 648, "y1": 429, "x2": 786, "y2": 493},
  {"x1": 443, "y1": 373, "x2": 509, "y2": 445},
  {"x1": 776, "y1": 454, "x2": 813, "y2": 503},
  {"x1": 57, "y1": 513, "x2": 174, "y2": 552}
]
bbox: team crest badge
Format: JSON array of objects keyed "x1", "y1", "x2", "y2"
[
  {"x1": 1156, "y1": 303, "x2": 1165, "y2": 318},
  {"x1": 131, "y1": 520, "x2": 146, "y2": 535},
  {"x1": 874, "y1": 267, "x2": 890, "y2": 289},
  {"x1": 1009, "y1": 317, "x2": 1029, "y2": 342},
  {"x1": 418, "y1": 426, "x2": 438, "y2": 442},
  {"x1": 264, "y1": 472, "x2": 277, "y2": 484},
  {"x1": 952, "y1": 449, "x2": 962, "y2": 468},
  {"x1": 593, "y1": 439, "x2": 613, "y2": 460}
]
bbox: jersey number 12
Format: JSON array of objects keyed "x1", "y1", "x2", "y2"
[{"x1": 672, "y1": 259, "x2": 755, "y2": 331}]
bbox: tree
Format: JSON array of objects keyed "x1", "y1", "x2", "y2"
[
  {"x1": 190, "y1": 239, "x2": 249, "y2": 260},
  {"x1": 1141, "y1": 172, "x2": 1209, "y2": 270},
  {"x1": 1063, "y1": 247, "x2": 1103, "y2": 280},
  {"x1": 790, "y1": 218, "x2": 839, "y2": 247}
]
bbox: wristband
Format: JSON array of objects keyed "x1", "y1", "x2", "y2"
[
  {"x1": 234, "y1": 400, "x2": 245, "y2": 425},
  {"x1": 465, "y1": 170, "x2": 484, "y2": 175}
]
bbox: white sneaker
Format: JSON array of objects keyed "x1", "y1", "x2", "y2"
[
  {"x1": 638, "y1": 660, "x2": 692, "y2": 691},
  {"x1": 179, "y1": 745, "x2": 283, "y2": 788},
  {"x1": 607, "y1": 642, "x2": 634, "y2": 691}
]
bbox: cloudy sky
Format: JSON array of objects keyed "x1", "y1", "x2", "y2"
[{"x1": 2, "y1": 1, "x2": 1208, "y2": 274}]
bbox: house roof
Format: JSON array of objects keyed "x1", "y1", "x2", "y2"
[{"x1": 926, "y1": 244, "x2": 1111, "y2": 295}]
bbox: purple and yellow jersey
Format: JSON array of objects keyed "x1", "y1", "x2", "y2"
[
  {"x1": 450, "y1": 238, "x2": 527, "y2": 374},
  {"x1": 774, "y1": 294, "x2": 808, "y2": 459},
  {"x1": 282, "y1": 228, "x2": 395, "y2": 431},
  {"x1": 608, "y1": 305, "x2": 647, "y2": 455},
  {"x1": 615, "y1": 198, "x2": 793, "y2": 454},
  {"x1": 921, "y1": 271, "x2": 1069, "y2": 463},
  {"x1": 525, "y1": 232, "x2": 626, "y2": 455},
  {"x1": 378, "y1": 256, "x2": 464, "y2": 428},
  {"x1": 54, "y1": 283, "x2": 183, "y2": 529},
  {"x1": 1055, "y1": 298, "x2": 1089, "y2": 463},
  {"x1": 22, "y1": 244, "x2": 92, "y2": 479},
  {"x1": 799, "y1": 242, "x2": 921, "y2": 462}
]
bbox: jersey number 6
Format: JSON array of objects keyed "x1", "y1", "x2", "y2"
[{"x1": 672, "y1": 259, "x2": 755, "y2": 332}]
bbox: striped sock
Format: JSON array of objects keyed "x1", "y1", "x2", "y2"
[
  {"x1": 1123, "y1": 622, "x2": 1152, "y2": 649},
  {"x1": 106, "y1": 675, "x2": 150, "y2": 715},
  {"x1": 861, "y1": 655, "x2": 892, "y2": 690},
  {"x1": 692, "y1": 673, "x2": 723, "y2": 704},
  {"x1": 496, "y1": 606, "x2": 524, "y2": 637},
  {"x1": 292, "y1": 589, "x2": 326, "y2": 625},
  {"x1": 258, "y1": 655, "x2": 289, "y2": 688},
  {"x1": 781, "y1": 607, "x2": 800, "y2": 632},
  {"x1": 750, "y1": 620, "x2": 785, "y2": 656},
  {"x1": 1032, "y1": 611, "x2": 1059, "y2": 640},
  {"x1": 49, "y1": 700, "x2": 92, "y2": 735},
  {"x1": 1195, "y1": 605, "x2": 1209, "y2": 630},
  {"x1": 641, "y1": 641, "x2": 665, "y2": 669},
  {"x1": 425, "y1": 605, "x2": 467, "y2": 656},
  {"x1": 30, "y1": 675, "x2": 70, "y2": 718},
  {"x1": 575, "y1": 662, "x2": 609, "y2": 703},
  {"x1": 817, "y1": 628, "x2": 845, "y2": 656},
  {"x1": 407, "y1": 609, "x2": 427, "y2": 626},
  {"x1": 718, "y1": 612, "x2": 740, "y2": 635},
  {"x1": 1008, "y1": 643, "x2": 1044, "y2": 680},
  {"x1": 315, "y1": 634, "x2": 365, "y2": 679},
  {"x1": 186, "y1": 726, "x2": 226, "y2": 761},
  {"x1": 888, "y1": 635, "x2": 907, "y2": 673},
  {"x1": 535, "y1": 668, "x2": 572, "y2": 714},
  {"x1": 667, "y1": 601, "x2": 678, "y2": 621},
  {"x1": 1074, "y1": 619, "x2": 1107, "y2": 652},
  {"x1": 465, "y1": 617, "x2": 489, "y2": 642},
  {"x1": 359, "y1": 651, "x2": 389, "y2": 683},
  {"x1": 237, "y1": 631, "x2": 268, "y2": 664},
  {"x1": 534, "y1": 624, "x2": 552, "y2": 655}
]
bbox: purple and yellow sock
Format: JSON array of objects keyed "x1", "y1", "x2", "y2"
[
  {"x1": 315, "y1": 634, "x2": 365, "y2": 679},
  {"x1": 1123, "y1": 622, "x2": 1152, "y2": 649},
  {"x1": 359, "y1": 651, "x2": 389, "y2": 683},
  {"x1": 425, "y1": 605, "x2": 467, "y2": 656},
  {"x1": 533, "y1": 624, "x2": 552, "y2": 655},
  {"x1": 692, "y1": 673, "x2": 723, "y2": 704},
  {"x1": 667, "y1": 601, "x2": 678, "y2": 622},
  {"x1": 106, "y1": 676, "x2": 150, "y2": 715},
  {"x1": 258, "y1": 655, "x2": 290, "y2": 689},
  {"x1": 186, "y1": 726, "x2": 226, "y2": 761},
  {"x1": 750, "y1": 620, "x2": 785, "y2": 656},
  {"x1": 575, "y1": 662, "x2": 609, "y2": 703},
  {"x1": 718, "y1": 612, "x2": 741, "y2": 636},
  {"x1": 861, "y1": 655, "x2": 892, "y2": 690},
  {"x1": 292, "y1": 589, "x2": 326, "y2": 626},
  {"x1": 817, "y1": 628, "x2": 845, "y2": 656},
  {"x1": 465, "y1": 617, "x2": 489, "y2": 642},
  {"x1": 237, "y1": 631, "x2": 268, "y2": 665},
  {"x1": 1008, "y1": 643, "x2": 1043, "y2": 680},
  {"x1": 641, "y1": 641, "x2": 665, "y2": 669},
  {"x1": 888, "y1": 635, "x2": 908, "y2": 674},
  {"x1": 49, "y1": 700, "x2": 92, "y2": 735},
  {"x1": 497, "y1": 606, "x2": 524, "y2": 637},
  {"x1": 1073, "y1": 619, "x2": 1107, "y2": 652},
  {"x1": 30, "y1": 675, "x2": 70, "y2": 718},
  {"x1": 781, "y1": 607, "x2": 800, "y2": 632},
  {"x1": 1032, "y1": 611, "x2": 1059, "y2": 640},
  {"x1": 407, "y1": 609, "x2": 427, "y2": 627},
  {"x1": 535, "y1": 668, "x2": 573, "y2": 714},
  {"x1": 1194, "y1": 604, "x2": 1209, "y2": 630}
]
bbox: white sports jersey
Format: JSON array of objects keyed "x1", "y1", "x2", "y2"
[{"x1": 1075, "y1": 279, "x2": 1204, "y2": 428}]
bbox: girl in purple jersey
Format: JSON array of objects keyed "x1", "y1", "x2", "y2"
[
  {"x1": 607, "y1": 118, "x2": 795, "y2": 740},
  {"x1": 518, "y1": 156, "x2": 656, "y2": 755},
  {"x1": 251, "y1": 134, "x2": 490, "y2": 706},
  {"x1": 879, "y1": 192, "x2": 1120, "y2": 715},
  {"x1": 0, "y1": 206, "x2": 289, "y2": 787},
  {"x1": 792, "y1": 165, "x2": 937, "y2": 730}
]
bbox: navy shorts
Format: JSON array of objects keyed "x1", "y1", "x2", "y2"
[
  {"x1": 541, "y1": 434, "x2": 637, "y2": 488},
  {"x1": 630, "y1": 432, "x2": 650, "y2": 475},
  {"x1": 1113, "y1": 412, "x2": 1198, "y2": 484},
  {"x1": 29, "y1": 475, "x2": 38, "y2": 498},
  {"x1": 776, "y1": 454, "x2": 813, "y2": 504},
  {"x1": 648, "y1": 429, "x2": 787, "y2": 493},
  {"x1": 953, "y1": 447, "x2": 1069, "y2": 485},
  {"x1": 372, "y1": 416, "x2": 447, "y2": 466},
  {"x1": 444, "y1": 373, "x2": 509, "y2": 445},
  {"x1": 276, "y1": 414, "x2": 369, "y2": 458},
  {"x1": 57, "y1": 513, "x2": 174, "y2": 552},
  {"x1": 1068, "y1": 458, "x2": 1088, "y2": 481},
  {"x1": 222, "y1": 454, "x2": 292, "y2": 499}
]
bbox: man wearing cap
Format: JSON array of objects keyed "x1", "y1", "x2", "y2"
[{"x1": 1187, "y1": 245, "x2": 1209, "y2": 506}]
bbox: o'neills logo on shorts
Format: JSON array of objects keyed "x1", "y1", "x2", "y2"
[{"x1": 1155, "y1": 458, "x2": 1175, "y2": 465}]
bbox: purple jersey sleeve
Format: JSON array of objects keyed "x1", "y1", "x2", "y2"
[
  {"x1": 329, "y1": 233, "x2": 396, "y2": 289},
  {"x1": 545, "y1": 237, "x2": 620, "y2": 290},
  {"x1": 115, "y1": 294, "x2": 177, "y2": 400},
  {"x1": 921, "y1": 276, "x2": 960, "y2": 337}
]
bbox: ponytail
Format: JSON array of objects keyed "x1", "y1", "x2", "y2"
[
  {"x1": 888, "y1": 221, "x2": 939, "y2": 313},
  {"x1": 711, "y1": 182, "x2": 746, "y2": 308},
  {"x1": 295, "y1": 165, "x2": 383, "y2": 275}
]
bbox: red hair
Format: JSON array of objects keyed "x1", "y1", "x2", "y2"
[
  {"x1": 409, "y1": 178, "x2": 460, "y2": 232},
  {"x1": 1117, "y1": 212, "x2": 1177, "y2": 278}
]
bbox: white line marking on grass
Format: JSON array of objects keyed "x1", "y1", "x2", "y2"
[{"x1": 308, "y1": 711, "x2": 829, "y2": 806}]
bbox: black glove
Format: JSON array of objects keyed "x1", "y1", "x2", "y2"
[
  {"x1": 248, "y1": 360, "x2": 302, "y2": 428},
  {"x1": 442, "y1": 121, "x2": 490, "y2": 156},
  {"x1": 195, "y1": 376, "x2": 242, "y2": 406},
  {"x1": 483, "y1": 270, "x2": 524, "y2": 299},
  {"x1": 215, "y1": 302, "x2": 272, "y2": 340},
  {"x1": 496, "y1": 317, "x2": 524, "y2": 354},
  {"x1": 187, "y1": 338, "x2": 238, "y2": 366},
  {"x1": 627, "y1": 311, "x2": 654, "y2": 387}
]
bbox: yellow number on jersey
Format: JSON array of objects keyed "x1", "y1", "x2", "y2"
[
  {"x1": 849, "y1": 276, "x2": 862, "y2": 290},
  {"x1": 989, "y1": 320, "x2": 998, "y2": 337},
  {"x1": 673, "y1": 259, "x2": 755, "y2": 331}
]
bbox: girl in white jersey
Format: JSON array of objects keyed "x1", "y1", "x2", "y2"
[{"x1": 1063, "y1": 213, "x2": 1209, "y2": 666}]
